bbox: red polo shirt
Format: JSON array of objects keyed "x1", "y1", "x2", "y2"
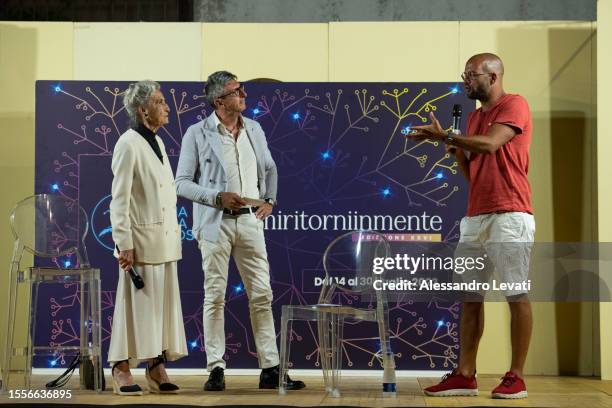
[{"x1": 466, "y1": 93, "x2": 533, "y2": 216}]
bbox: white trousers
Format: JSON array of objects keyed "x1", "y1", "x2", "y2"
[
  {"x1": 199, "y1": 214, "x2": 279, "y2": 371},
  {"x1": 108, "y1": 261, "x2": 188, "y2": 367}
]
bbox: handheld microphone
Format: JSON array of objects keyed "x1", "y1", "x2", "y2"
[
  {"x1": 448, "y1": 104, "x2": 462, "y2": 153},
  {"x1": 452, "y1": 104, "x2": 462, "y2": 134},
  {"x1": 115, "y1": 245, "x2": 145, "y2": 289}
]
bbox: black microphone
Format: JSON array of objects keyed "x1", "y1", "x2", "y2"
[
  {"x1": 448, "y1": 104, "x2": 462, "y2": 153},
  {"x1": 452, "y1": 104, "x2": 462, "y2": 134},
  {"x1": 115, "y1": 245, "x2": 145, "y2": 290}
]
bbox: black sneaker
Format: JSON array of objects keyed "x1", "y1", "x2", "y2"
[
  {"x1": 204, "y1": 366, "x2": 225, "y2": 391},
  {"x1": 259, "y1": 365, "x2": 305, "y2": 390}
]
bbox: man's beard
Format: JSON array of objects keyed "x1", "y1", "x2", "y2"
[{"x1": 467, "y1": 87, "x2": 487, "y2": 101}]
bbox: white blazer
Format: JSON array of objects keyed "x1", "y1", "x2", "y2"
[{"x1": 110, "y1": 129, "x2": 182, "y2": 264}]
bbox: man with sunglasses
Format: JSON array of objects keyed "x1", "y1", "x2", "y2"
[
  {"x1": 407, "y1": 53, "x2": 534, "y2": 399},
  {"x1": 176, "y1": 71, "x2": 305, "y2": 392}
]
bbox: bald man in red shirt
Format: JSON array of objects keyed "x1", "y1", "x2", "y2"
[{"x1": 408, "y1": 53, "x2": 534, "y2": 399}]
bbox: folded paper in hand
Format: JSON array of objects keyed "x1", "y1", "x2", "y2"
[{"x1": 244, "y1": 197, "x2": 265, "y2": 206}]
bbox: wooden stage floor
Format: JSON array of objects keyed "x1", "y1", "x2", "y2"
[{"x1": 1, "y1": 373, "x2": 611, "y2": 407}]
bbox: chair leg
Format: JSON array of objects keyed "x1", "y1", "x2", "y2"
[
  {"x1": 329, "y1": 314, "x2": 342, "y2": 398},
  {"x1": 336, "y1": 316, "x2": 345, "y2": 394},
  {"x1": 24, "y1": 279, "x2": 41, "y2": 390},
  {"x1": 89, "y1": 274, "x2": 102, "y2": 392},
  {"x1": 2, "y1": 279, "x2": 17, "y2": 393},
  {"x1": 2, "y1": 246, "x2": 21, "y2": 393},
  {"x1": 317, "y1": 313, "x2": 331, "y2": 393},
  {"x1": 278, "y1": 308, "x2": 291, "y2": 395},
  {"x1": 79, "y1": 275, "x2": 86, "y2": 390}
]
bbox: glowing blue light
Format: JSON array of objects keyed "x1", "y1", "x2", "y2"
[
  {"x1": 292, "y1": 112, "x2": 300, "y2": 120},
  {"x1": 99, "y1": 227, "x2": 112, "y2": 237},
  {"x1": 382, "y1": 187, "x2": 391, "y2": 197},
  {"x1": 190, "y1": 340, "x2": 198, "y2": 348},
  {"x1": 321, "y1": 150, "x2": 331, "y2": 160},
  {"x1": 233, "y1": 284, "x2": 244, "y2": 294},
  {"x1": 64, "y1": 260, "x2": 71, "y2": 268},
  {"x1": 451, "y1": 86, "x2": 459, "y2": 94},
  {"x1": 401, "y1": 126, "x2": 411, "y2": 135},
  {"x1": 252, "y1": 108, "x2": 260, "y2": 115},
  {"x1": 436, "y1": 172, "x2": 444, "y2": 179},
  {"x1": 51, "y1": 183, "x2": 59, "y2": 191},
  {"x1": 53, "y1": 84, "x2": 62, "y2": 93},
  {"x1": 437, "y1": 320, "x2": 444, "y2": 327},
  {"x1": 49, "y1": 359, "x2": 57, "y2": 367}
]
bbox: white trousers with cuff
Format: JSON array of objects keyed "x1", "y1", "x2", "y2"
[{"x1": 199, "y1": 213, "x2": 279, "y2": 371}]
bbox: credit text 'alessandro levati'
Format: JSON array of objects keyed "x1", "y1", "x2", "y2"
[
  {"x1": 370, "y1": 254, "x2": 531, "y2": 293},
  {"x1": 372, "y1": 278, "x2": 531, "y2": 292}
]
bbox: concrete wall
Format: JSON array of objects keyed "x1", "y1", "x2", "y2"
[{"x1": 194, "y1": 0, "x2": 596, "y2": 22}]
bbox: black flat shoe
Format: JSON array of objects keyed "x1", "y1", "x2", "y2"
[
  {"x1": 259, "y1": 365, "x2": 305, "y2": 390},
  {"x1": 204, "y1": 366, "x2": 225, "y2": 391}
]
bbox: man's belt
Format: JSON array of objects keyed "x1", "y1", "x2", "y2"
[{"x1": 223, "y1": 206, "x2": 259, "y2": 216}]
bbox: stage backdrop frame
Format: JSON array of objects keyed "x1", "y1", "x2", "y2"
[{"x1": 34, "y1": 80, "x2": 473, "y2": 370}]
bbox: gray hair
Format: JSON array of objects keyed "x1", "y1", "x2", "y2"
[
  {"x1": 123, "y1": 80, "x2": 160, "y2": 127},
  {"x1": 204, "y1": 71, "x2": 237, "y2": 108}
]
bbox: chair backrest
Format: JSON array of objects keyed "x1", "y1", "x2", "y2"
[
  {"x1": 320, "y1": 230, "x2": 390, "y2": 304},
  {"x1": 9, "y1": 194, "x2": 90, "y2": 267}
]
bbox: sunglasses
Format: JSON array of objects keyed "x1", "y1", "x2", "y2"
[{"x1": 217, "y1": 85, "x2": 246, "y2": 99}]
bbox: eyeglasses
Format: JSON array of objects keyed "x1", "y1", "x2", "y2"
[
  {"x1": 461, "y1": 72, "x2": 491, "y2": 81},
  {"x1": 217, "y1": 85, "x2": 246, "y2": 99}
]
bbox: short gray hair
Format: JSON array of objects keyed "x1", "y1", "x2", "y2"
[
  {"x1": 204, "y1": 71, "x2": 237, "y2": 108},
  {"x1": 123, "y1": 80, "x2": 160, "y2": 127}
]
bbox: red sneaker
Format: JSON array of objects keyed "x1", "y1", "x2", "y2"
[
  {"x1": 491, "y1": 371, "x2": 528, "y2": 399},
  {"x1": 423, "y1": 370, "x2": 478, "y2": 397}
]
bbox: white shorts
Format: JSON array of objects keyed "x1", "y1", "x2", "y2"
[{"x1": 455, "y1": 212, "x2": 536, "y2": 297}]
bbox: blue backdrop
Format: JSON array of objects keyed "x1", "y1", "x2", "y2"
[{"x1": 35, "y1": 81, "x2": 473, "y2": 370}]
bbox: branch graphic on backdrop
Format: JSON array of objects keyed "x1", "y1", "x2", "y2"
[{"x1": 35, "y1": 81, "x2": 473, "y2": 370}]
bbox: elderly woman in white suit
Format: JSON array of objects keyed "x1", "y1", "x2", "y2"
[{"x1": 108, "y1": 80, "x2": 187, "y2": 395}]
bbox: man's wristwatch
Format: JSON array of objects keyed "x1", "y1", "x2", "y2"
[
  {"x1": 215, "y1": 192, "x2": 223, "y2": 208},
  {"x1": 264, "y1": 198, "x2": 276, "y2": 206},
  {"x1": 444, "y1": 131, "x2": 458, "y2": 145}
]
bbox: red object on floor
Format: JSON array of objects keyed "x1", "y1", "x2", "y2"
[
  {"x1": 491, "y1": 371, "x2": 528, "y2": 399},
  {"x1": 423, "y1": 370, "x2": 478, "y2": 397}
]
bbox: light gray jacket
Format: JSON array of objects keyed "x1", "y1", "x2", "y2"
[{"x1": 175, "y1": 114, "x2": 278, "y2": 243}]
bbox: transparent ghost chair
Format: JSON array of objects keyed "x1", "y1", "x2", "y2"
[
  {"x1": 278, "y1": 230, "x2": 396, "y2": 397},
  {"x1": 1, "y1": 194, "x2": 102, "y2": 393}
]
